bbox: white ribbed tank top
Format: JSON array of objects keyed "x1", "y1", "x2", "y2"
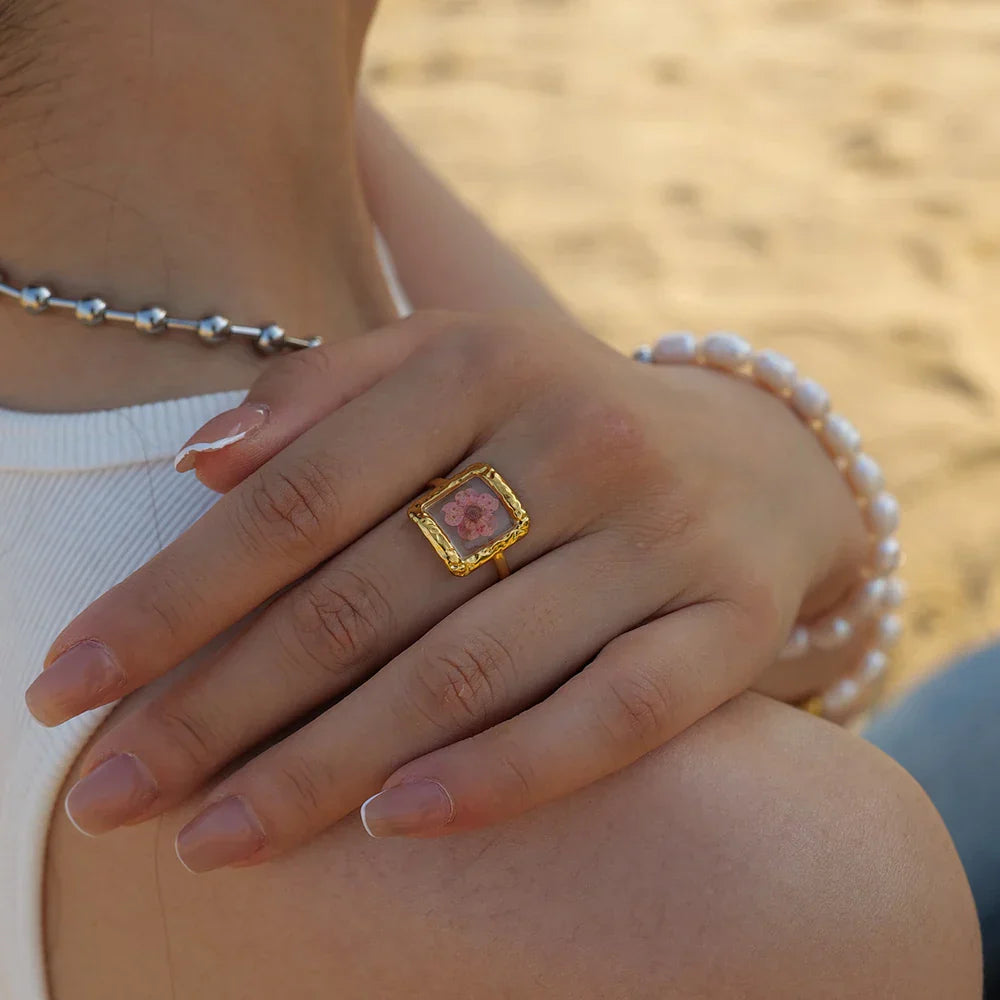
[{"x1": 0, "y1": 390, "x2": 247, "y2": 1000}]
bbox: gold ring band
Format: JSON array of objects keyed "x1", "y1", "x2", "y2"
[
  {"x1": 493, "y1": 552, "x2": 511, "y2": 580},
  {"x1": 409, "y1": 463, "x2": 530, "y2": 579}
]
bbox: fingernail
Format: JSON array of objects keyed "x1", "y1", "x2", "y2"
[
  {"x1": 174, "y1": 403, "x2": 269, "y2": 473},
  {"x1": 361, "y1": 779, "x2": 455, "y2": 839},
  {"x1": 25, "y1": 640, "x2": 125, "y2": 727},
  {"x1": 65, "y1": 753, "x2": 159, "y2": 836},
  {"x1": 175, "y1": 796, "x2": 266, "y2": 873}
]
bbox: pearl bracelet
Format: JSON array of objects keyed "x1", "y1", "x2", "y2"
[{"x1": 634, "y1": 332, "x2": 905, "y2": 722}]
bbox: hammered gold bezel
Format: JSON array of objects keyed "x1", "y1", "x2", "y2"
[{"x1": 408, "y1": 463, "x2": 530, "y2": 577}]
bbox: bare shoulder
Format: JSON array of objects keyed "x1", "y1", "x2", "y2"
[{"x1": 46, "y1": 693, "x2": 981, "y2": 1000}]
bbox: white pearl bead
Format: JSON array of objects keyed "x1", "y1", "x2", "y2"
[
  {"x1": 876, "y1": 614, "x2": 903, "y2": 649},
  {"x1": 822, "y1": 677, "x2": 861, "y2": 717},
  {"x1": 851, "y1": 577, "x2": 888, "y2": 618},
  {"x1": 791, "y1": 378, "x2": 831, "y2": 422},
  {"x1": 867, "y1": 492, "x2": 900, "y2": 537},
  {"x1": 811, "y1": 616, "x2": 854, "y2": 651},
  {"x1": 778, "y1": 625, "x2": 810, "y2": 660},
  {"x1": 847, "y1": 453, "x2": 885, "y2": 498},
  {"x1": 821, "y1": 413, "x2": 862, "y2": 459},
  {"x1": 653, "y1": 332, "x2": 698, "y2": 364},
  {"x1": 701, "y1": 332, "x2": 752, "y2": 370},
  {"x1": 882, "y1": 577, "x2": 907, "y2": 609},
  {"x1": 873, "y1": 537, "x2": 902, "y2": 575},
  {"x1": 752, "y1": 350, "x2": 797, "y2": 394},
  {"x1": 859, "y1": 649, "x2": 889, "y2": 685}
]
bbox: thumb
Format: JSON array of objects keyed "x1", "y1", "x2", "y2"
[{"x1": 173, "y1": 313, "x2": 441, "y2": 493}]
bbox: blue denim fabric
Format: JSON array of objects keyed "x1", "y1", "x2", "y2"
[{"x1": 866, "y1": 645, "x2": 1000, "y2": 998}]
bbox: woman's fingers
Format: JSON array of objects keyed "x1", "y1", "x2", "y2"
[
  {"x1": 26, "y1": 322, "x2": 511, "y2": 727},
  {"x1": 176, "y1": 315, "x2": 443, "y2": 493},
  {"x1": 167, "y1": 534, "x2": 672, "y2": 871},
  {"x1": 62, "y1": 434, "x2": 584, "y2": 833},
  {"x1": 364, "y1": 601, "x2": 768, "y2": 838}
]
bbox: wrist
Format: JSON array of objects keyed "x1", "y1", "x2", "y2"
[{"x1": 637, "y1": 332, "x2": 904, "y2": 721}]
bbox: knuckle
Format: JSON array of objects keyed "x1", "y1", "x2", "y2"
[
  {"x1": 575, "y1": 397, "x2": 651, "y2": 459},
  {"x1": 599, "y1": 664, "x2": 674, "y2": 754},
  {"x1": 236, "y1": 459, "x2": 339, "y2": 556},
  {"x1": 280, "y1": 568, "x2": 391, "y2": 680},
  {"x1": 269, "y1": 754, "x2": 334, "y2": 825},
  {"x1": 559, "y1": 396, "x2": 667, "y2": 495},
  {"x1": 723, "y1": 582, "x2": 785, "y2": 650},
  {"x1": 144, "y1": 698, "x2": 219, "y2": 773},
  {"x1": 280, "y1": 342, "x2": 338, "y2": 384},
  {"x1": 434, "y1": 315, "x2": 528, "y2": 384},
  {"x1": 139, "y1": 562, "x2": 201, "y2": 644},
  {"x1": 406, "y1": 630, "x2": 516, "y2": 734},
  {"x1": 495, "y1": 748, "x2": 535, "y2": 809}
]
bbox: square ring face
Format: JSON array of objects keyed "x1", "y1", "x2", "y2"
[{"x1": 408, "y1": 463, "x2": 530, "y2": 577}]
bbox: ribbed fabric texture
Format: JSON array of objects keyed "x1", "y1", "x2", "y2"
[{"x1": 0, "y1": 390, "x2": 247, "y2": 1000}]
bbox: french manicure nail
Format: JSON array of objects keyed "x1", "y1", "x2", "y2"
[
  {"x1": 174, "y1": 403, "x2": 269, "y2": 473},
  {"x1": 175, "y1": 796, "x2": 266, "y2": 873},
  {"x1": 65, "y1": 753, "x2": 159, "y2": 836},
  {"x1": 361, "y1": 779, "x2": 455, "y2": 839},
  {"x1": 25, "y1": 640, "x2": 125, "y2": 727}
]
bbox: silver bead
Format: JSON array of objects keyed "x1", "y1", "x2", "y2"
[
  {"x1": 882, "y1": 577, "x2": 907, "y2": 609},
  {"x1": 859, "y1": 649, "x2": 889, "y2": 686},
  {"x1": 811, "y1": 616, "x2": 854, "y2": 652},
  {"x1": 867, "y1": 492, "x2": 900, "y2": 537},
  {"x1": 633, "y1": 344, "x2": 654, "y2": 364},
  {"x1": 701, "y1": 332, "x2": 753, "y2": 370},
  {"x1": 135, "y1": 307, "x2": 168, "y2": 335},
  {"x1": 75, "y1": 297, "x2": 107, "y2": 326},
  {"x1": 255, "y1": 324, "x2": 286, "y2": 355},
  {"x1": 873, "y1": 537, "x2": 903, "y2": 575},
  {"x1": 197, "y1": 315, "x2": 231, "y2": 346},
  {"x1": 790, "y1": 378, "x2": 831, "y2": 422},
  {"x1": 653, "y1": 332, "x2": 698, "y2": 364},
  {"x1": 752, "y1": 350, "x2": 797, "y2": 394},
  {"x1": 876, "y1": 614, "x2": 903, "y2": 649},
  {"x1": 822, "y1": 413, "x2": 862, "y2": 459},
  {"x1": 20, "y1": 285, "x2": 52, "y2": 314},
  {"x1": 778, "y1": 625, "x2": 810, "y2": 660}
]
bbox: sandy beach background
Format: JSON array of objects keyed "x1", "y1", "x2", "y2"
[{"x1": 366, "y1": 0, "x2": 1000, "y2": 693}]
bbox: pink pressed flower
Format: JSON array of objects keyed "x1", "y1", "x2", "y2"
[{"x1": 441, "y1": 487, "x2": 500, "y2": 543}]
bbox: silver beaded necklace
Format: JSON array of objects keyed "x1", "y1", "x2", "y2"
[{"x1": 0, "y1": 264, "x2": 321, "y2": 355}]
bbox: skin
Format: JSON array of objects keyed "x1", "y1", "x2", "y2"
[
  {"x1": 33, "y1": 311, "x2": 876, "y2": 863},
  {"x1": 0, "y1": 0, "x2": 393, "y2": 411},
  {"x1": 0, "y1": 1, "x2": 980, "y2": 996},
  {"x1": 47, "y1": 693, "x2": 981, "y2": 1000}
]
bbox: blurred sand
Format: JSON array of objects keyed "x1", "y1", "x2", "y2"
[{"x1": 366, "y1": 0, "x2": 1000, "y2": 693}]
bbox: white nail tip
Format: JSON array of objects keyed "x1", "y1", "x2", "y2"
[
  {"x1": 360, "y1": 792, "x2": 381, "y2": 839},
  {"x1": 174, "y1": 837, "x2": 198, "y2": 874},
  {"x1": 63, "y1": 795, "x2": 99, "y2": 839},
  {"x1": 173, "y1": 430, "x2": 251, "y2": 472}
]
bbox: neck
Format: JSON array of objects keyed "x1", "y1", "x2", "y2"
[{"x1": 0, "y1": 0, "x2": 394, "y2": 411}]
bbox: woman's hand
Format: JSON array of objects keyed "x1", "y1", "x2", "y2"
[{"x1": 26, "y1": 311, "x2": 867, "y2": 871}]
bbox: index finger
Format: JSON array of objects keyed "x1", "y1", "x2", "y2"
[{"x1": 25, "y1": 318, "x2": 507, "y2": 726}]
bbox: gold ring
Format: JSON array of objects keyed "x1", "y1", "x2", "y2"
[{"x1": 408, "y1": 463, "x2": 530, "y2": 579}]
